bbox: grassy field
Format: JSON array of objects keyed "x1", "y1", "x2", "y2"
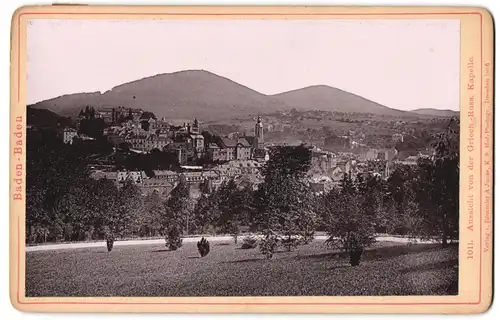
[{"x1": 26, "y1": 240, "x2": 458, "y2": 297}]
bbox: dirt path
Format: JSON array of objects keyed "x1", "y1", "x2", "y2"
[{"x1": 26, "y1": 235, "x2": 434, "y2": 252}]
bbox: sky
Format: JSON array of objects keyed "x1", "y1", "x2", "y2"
[{"x1": 27, "y1": 19, "x2": 460, "y2": 111}]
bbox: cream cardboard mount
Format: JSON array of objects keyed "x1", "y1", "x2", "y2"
[{"x1": 9, "y1": 5, "x2": 494, "y2": 314}]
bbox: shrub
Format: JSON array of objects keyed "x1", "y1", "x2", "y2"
[
  {"x1": 241, "y1": 236, "x2": 258, "y2": 249},
  {"x1": 106, "y1": 237, "x2": 114, "y2": 252},
  {"x1": 197, "y1": 237, "x2": 210, "y2": 257},
  {"x1": 104, "y1": 226, "x2": 115, "y2": 252}
]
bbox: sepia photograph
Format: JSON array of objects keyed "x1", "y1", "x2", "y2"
[{"x1": 23, "y1": 17, "x2": 461, "y2": 298}]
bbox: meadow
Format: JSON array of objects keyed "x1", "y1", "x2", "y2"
[{"x1": 26, "y1": 240, "x2": 458, "y2": 297}]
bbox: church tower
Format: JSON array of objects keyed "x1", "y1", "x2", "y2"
[
  {"x1": 191, "y1": 118, "x2": 200, "y2": 134},
  {"x1": 254, "y1": 116, "x2": 264, "y2": 149}
]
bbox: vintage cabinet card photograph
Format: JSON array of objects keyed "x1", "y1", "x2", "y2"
[{"x1": 9, "y1": 5, "x2": 493, "y2": 314}]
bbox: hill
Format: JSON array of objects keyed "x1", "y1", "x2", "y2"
[
  {"x1": 27, "y1": 106, "x2": 73, "y2": 128},
  {"x1": 272, "y1": 85, "x2": 408, "y2": 116},
  {"x1": 411, "y1": 108, "x2": 459, "y2": 117},
  {"x1": 30, "y1": 70, "x2": 447, "y2": 121},
  {"x1": 31, "y1": 70, "x2": 290, "y2": 121},
  {"x1": 30, "y1": 92, "x2": 103, "y2": 117}
]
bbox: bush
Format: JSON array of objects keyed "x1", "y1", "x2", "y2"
[
  {"x1": 241, "y1": 236, "x2": 258, "y2": 249},
  {"x1": 197, "y1": 237, "x2": 210, "y2": 257},
  {"x1": 104, "y1": 226, "x2": 115, "y2": 252},
  {"x1": 106, "y1": 238, "x2": 114, "y2": 252}
]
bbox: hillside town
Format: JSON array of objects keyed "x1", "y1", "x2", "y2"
[{"x1": 53, "y1": 105, "x2": 435, "y2": 201}]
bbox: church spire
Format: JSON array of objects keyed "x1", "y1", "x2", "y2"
[{"x1": 254, "y1": 115, "x2": 264, "y2": 148}]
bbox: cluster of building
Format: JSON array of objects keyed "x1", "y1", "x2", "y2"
[
  {"x1": 73, "y1": 106, "x2": 268, "y2": 198},
  {"x1": 88, "y1": 142, "x2": 428, "y2": 200},
  {"x1": 90, "y1": 159, "x2": 265, "y2": 199},
  {"x1": 307, "y1": 146, "x2": 430, "y2": 194},
  {"x1": 63, "y1": 106, "x2": 427, "y2": 199},
  {"x1": 167, "y1": 116, "x2": 265, "y2": 165},
  {"x1": 93, "y1": 107, "x2": 267, "y2": 165}
]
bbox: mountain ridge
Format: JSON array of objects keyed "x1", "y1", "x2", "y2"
[{"x1": 30, "y1": 70, "x2": 454, "y2": 121}]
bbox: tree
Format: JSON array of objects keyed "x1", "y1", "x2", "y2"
[
  {"x1": 192, "y1": 181, "x2": 218, "y2": 233},
  {"x1": 339, "y1": 173, "x2": 356, "y2": 195},
  {"x1": 138, "y1": 192, "x2": 164, "y2": 237},
  {"x1": 324, "y1": 179, "x2": 376, "y2": 266},
  {"x1": 415, "y1": 159, "x2": 458, "y2": 246},
  {"x1": 141, "y1": 120, "x2": 151, "y2": 131},
  {"x1": 380, "y1": 118, "x2": 459, "y2": 247},
  {"x1": 149, "y1": 150, "x2": 179, "y2": 170},
  {"x1": 414, "y1": 118, "x2": 459, "y2": 247},
  {"x1": 163, "y1": 179, "x2": 191, "y2": 250},
  {"x1": 192, "y1": 193, "x2": 213, "y2": 233},
  {"x1": 252, "y1": 145, "x2": 316, "y2": 258},
  {"x1": 26, "y1": 128, "x2": 91, "y2": 242},
  {"x1": 278, "y1": 177, "x2": 317, "y2": 251},
  {"x1": 78, "y1": 117, "x2": 106, "y2": 138},
  {"x1": 101, "y1": 179, "x2": 142, "y2": 251},
  {"x1": 211, "y1": 179, "x2": 253, "y2": 244},
  {"x1": 262, "y1": 144, "x2": 312, "y2": 179},
  {"x1": 26, "y1": 182, "x2": 49, "y2": 243},
  {"x1": 52, "y1": 180, "x2": 96, "y2": 242},
  {"x1": 385, "y1": 166, "x2": 419, "y2": 235},
  {"x1": 356, "y1": 174, "x2": 386, "y2": 230}
]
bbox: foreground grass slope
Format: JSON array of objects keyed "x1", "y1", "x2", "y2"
[{"x1": 26, "y1": 241, "x2": 458, "y2": 297}]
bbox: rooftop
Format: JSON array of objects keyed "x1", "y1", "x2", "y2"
[{"x1": 219, "y1": 137, "x2": 251, "y2": 148}]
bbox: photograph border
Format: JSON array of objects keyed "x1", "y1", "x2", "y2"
[{"x1": 9, "y1": 5, "x2": 493, "y2": 314}]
